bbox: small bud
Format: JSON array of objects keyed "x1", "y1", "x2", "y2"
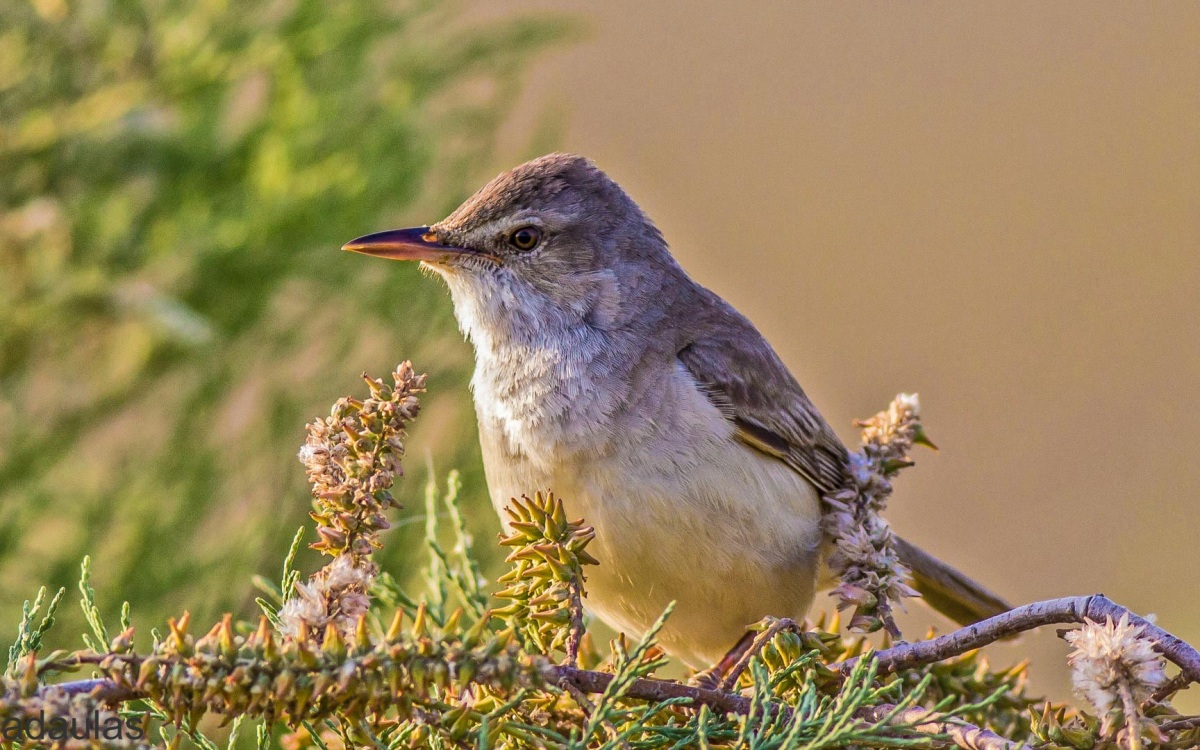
[
  {"x1": 443, "y1": 607, "x2": 463, "y2": 634},
  {"x1": 321, "y1": 622, "x2": 346, "y2": 658},
  {"x1": 219, "y1": 613, "x2": 237, "y2": 659},
  {"x1": 168, "y1": 612, "x2": 193, "y2": 655},
  {"x1": 354, "y1": 614, "x2": 371, "y2": 651},
  {"x1": 385, "y1": 609, "x2": 405, "y2": 643},
  {"x1": 463, "y1": 612, "x2": 491, "y2": 647},
  {"x1": 109, "y1": 626, "x2": 136, "y2": 654},
  {"x1": 411, "y1": 602, "x2": 428, "y2": 639}
]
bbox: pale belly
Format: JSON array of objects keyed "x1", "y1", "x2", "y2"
[{"x1": 480, "y1": 402, "x2": 824, "y2": 668}]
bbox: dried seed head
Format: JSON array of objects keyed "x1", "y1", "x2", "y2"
[
  {"x1": 1064, "y1": 615, "x2": 1167, "y2": 732},
  {"x1": 298, "y1": 362, "x2": 425, "y2": 562},
  {"x1": 823, "y1": 393, "x2": 930, "y2": 634},
  {"x1": 282, "y1": 363, "x2": 425, "y2": 644},
  {"x1": 279, "y1": 554, "x2": 375, "y2": 642}
]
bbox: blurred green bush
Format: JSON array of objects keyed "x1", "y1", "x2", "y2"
[{"x1": 0, "y1": 0, "x2": 571, "y2": 646}]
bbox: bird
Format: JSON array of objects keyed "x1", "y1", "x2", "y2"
[{"x1": 343, "y1": 153, "x2": 1009, "y2": 669}]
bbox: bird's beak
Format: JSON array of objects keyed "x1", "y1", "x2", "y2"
[{"x1": 342, "y1": 227, "x2": 495, "y2": 264}]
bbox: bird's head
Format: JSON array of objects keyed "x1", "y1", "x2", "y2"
[{"x1": 344, "y1": 153, "x2": 673, "y2": 336}]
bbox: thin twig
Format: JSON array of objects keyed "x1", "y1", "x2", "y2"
[
  {"x1": 1149, "y1": 672, "x2": 1192, "y2": 706},
  {"x1": 557, "y1": 678, "x2": 596, "y2": 715},
  {"x1": 1116, "y1": 678, "x2": 1142, "y2": 750},
  {"x1": 1159, "y1": 715, "x2": 1200, "y2": 732},
  {"x1": 859, "y1": 704, "x2": 1032, "y2": 750},
  {"x1": 838, "y1": 595, "x2": 1200, "y2": 688},
  {"x1": 718, "y1": 618, "x2": 802, "y2": 691},
  {"x1": 557, "y1": 677, "x2": 631, "y2": 750},
  {"x1": 545, "y1": 664, "x2": 753, "y2": 716},
  {"x1": 565, "y1": 578, "x2": 585, "y2": 668}
]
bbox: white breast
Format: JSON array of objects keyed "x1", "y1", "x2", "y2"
[{"x1": 477, "y1": 355, "x2": 823, "y2": 668}]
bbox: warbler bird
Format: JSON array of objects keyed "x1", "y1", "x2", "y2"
[{"x1": 344, "y1": 153, "x2": 1009, "y2": 668}]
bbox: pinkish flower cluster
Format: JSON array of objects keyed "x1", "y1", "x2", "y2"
[
  {"x1": 282, "y1": 363, "x2": 425, "y2": 641},
  {"x1": 823, "y1": 393, "x2": 927, "y2": 634}
]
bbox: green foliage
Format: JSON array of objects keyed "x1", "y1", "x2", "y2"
[
  {"x1": 0, "y1": 0, "x2": 572, "y2": 643},
  {"x1": 77, "y1": 556, "x2": 110, "y2": 651},
  {"x1": 4, "y1": 585, "x2": 65, "y2": 678},
  {"x1": 253, "y1": 527, "x2": 307, "y2": 629},
  {"x1": 495, "y1": 492, "x2": 597, "y2": 659}
]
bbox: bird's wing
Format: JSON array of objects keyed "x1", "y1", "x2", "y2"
[
  {"x1": 676, "y1": 302, "x2": 849, "y2": 497},
  {"x1": 677, "y1": 296, "x2": 1011, "y2": 625}
]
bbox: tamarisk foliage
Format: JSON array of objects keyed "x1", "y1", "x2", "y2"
[
  {"x1": 3, "y1": 365, "x2": 1199, "y2": 749},
  {"x1": 495, "y1": 493, "x2": 598, "y2": 665}
]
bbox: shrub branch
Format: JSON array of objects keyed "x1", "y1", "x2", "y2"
[{"x1": 837, "y1": 594, "x2": 1200, "y2": 687}]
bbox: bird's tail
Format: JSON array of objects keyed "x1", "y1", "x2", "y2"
[{"x1": 893, "y1": 535, "x2": 1012, "y2": 626}]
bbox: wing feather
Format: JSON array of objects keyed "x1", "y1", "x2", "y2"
[
  {"x1": 676, "y1": 318, "x2": 848, "y2": 497},
  {"x1": 675, "y1": 291, "x2": 1011, "y2": 624}
]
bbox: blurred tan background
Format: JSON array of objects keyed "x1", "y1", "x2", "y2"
[{"x1": 479, "y1": 1, "x2": 1200, "y2": 705}]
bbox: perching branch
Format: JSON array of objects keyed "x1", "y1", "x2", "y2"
[
  {"x1": 54, "y1": 678, "x2": 131, "y2": 701},
  {"x1": 718, "y1": 618, "x2": 804, "y2": 691},
  {"x1": 40, "y1": 663, "x2": 753, "y2": 717},
  {"x1": 837, "y1": 594, "x2": 1200, "y2": 688},
  {"x1": 545, "y1": 664, "x2": 753, "y2": 716}
]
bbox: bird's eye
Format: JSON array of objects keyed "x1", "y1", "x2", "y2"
[{"x1": 507, "y1": 226, "x2": 541, "y2": 251}]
